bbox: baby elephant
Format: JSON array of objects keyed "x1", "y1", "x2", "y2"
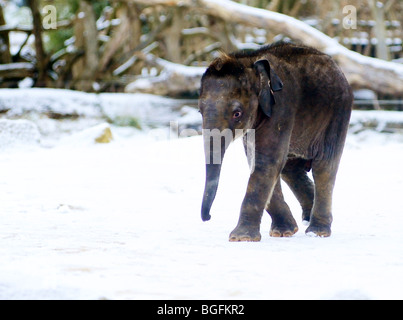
[{"x1": 199, "y1": 42, "x2": 352, "y2": 241}]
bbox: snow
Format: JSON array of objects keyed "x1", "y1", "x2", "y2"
[
  {"x1": 354, "y1": 89, "x2": 377, "y2": 100},
  {"x1": 18, "y1": 77, "x2": 34, "y2": 89},
  {"x1": 0, "y1": 90, "x2": 403, "y2": 300},
  {"x1": 148, "y1": 54, "x2": 206, "y2": 77},
  {"x1": 3, "y1": 2, "x2": 32, "y2": 27},
  {"x1": 0, "y1": 119, "x2": 40, "y2": 152},
  {"x1": 0, "y1": 88, "x2": 102, "y2": 119},
  {"x1": 350, "y1": 110, "x2": 403, "y2": 125}
]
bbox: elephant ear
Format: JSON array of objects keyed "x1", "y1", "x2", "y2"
[{"x1": 254, "y1": 59, "x2": 283, "y2": 118}]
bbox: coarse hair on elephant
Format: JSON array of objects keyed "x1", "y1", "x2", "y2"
[{"x1": 199, "y1": 42, "x2": 353, "y2": 241}]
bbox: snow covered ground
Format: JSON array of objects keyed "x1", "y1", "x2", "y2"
[{"x1": 1, "y1": 91, "x2": 403, "y2": 300}]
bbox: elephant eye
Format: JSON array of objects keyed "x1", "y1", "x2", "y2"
[{"x1": 233, "y1": 110, "x2": 242, "y2": 119}]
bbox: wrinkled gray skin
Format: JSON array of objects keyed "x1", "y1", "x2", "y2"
[{"x1": 199, "y1": 42, "x2": 352, "y2": 241}]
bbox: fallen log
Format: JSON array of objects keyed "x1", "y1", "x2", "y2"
[
  {"x1": 125, "y1": 53, "x2": 205, "y2": 97},
  {"x1": 128, "y1": 0, "x2": 403, "y2": 96},
  {"x1": 0, "y1": 63, "x2": 35, "y2": 79}
]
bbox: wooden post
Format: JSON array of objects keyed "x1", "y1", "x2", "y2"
[{"x1": 28, "y1": 0, "x2": 48, "y2": 87}]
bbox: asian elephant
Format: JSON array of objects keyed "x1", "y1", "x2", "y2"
[{"x1": 199, "y1": 42, "x2": 353, "y2": 241}]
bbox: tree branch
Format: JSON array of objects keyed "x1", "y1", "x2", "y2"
[{"x1": 0, "y1": 63, "x2": 34, "y2": 78}]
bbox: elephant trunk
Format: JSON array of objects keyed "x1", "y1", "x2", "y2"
[
  {"x1": 201, "y1": 162, "x2": 223, "y2": 221},
  {"x1": 201, "y1": 128, "x2": 231, "y2": 221}
]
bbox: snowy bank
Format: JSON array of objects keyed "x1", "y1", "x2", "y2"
[
  {"x1": 0, "y1": 88, "x2": 102, "y2": 119},
  {"x1": 350, "y1": 110, "x2": 403, "y2": 133},
  {"x1": 0, "y1": 89, "x2": 200, "y2": 142},
  {"x1": 2, "y1": 89, "x2": 403, "y2": 145}
]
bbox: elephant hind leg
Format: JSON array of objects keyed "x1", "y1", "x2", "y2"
[
  {"x1": 266, "y1": 180, "x2": 298, "y2": 237},
  {"x1": 305, "y1": 159, "x2": 340, "y2": 237},
  {"x1": 281, "y1": 158, "x2": 315, "y2": 224}
]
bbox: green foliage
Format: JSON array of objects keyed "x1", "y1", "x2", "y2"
[
  {"x1": 112, "y1": 116, "x2": 142, "y2": 130},
  {"x1": 91, "y1": 0, "x2": 111, "y2": 18},
  {"x1": 41, "y1": 0, "x2": 75, "y2": 53},
  {"x1": 45, "y1": 29, "x2": 73, "y2": 53},
  {"x1": 67, "y1": 0, "x2": 111, "y2": 19}
]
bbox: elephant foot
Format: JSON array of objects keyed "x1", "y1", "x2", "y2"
[
  {"x1": 305, "y1": 223, "x2": 331, "y2": 237},
  {"x1": 229, "y1": 225, "x2": 261, "y2": 242},
  {"x1": 269, "y1": 214, "x2": 298, "y2": 237},
  {"x1": 270, "y1": 224, "x2": 298, "y2": 237}
]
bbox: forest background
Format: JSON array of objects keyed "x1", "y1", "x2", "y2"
[{"x1": 1, "y1": 0, "x2": 403, "y2": 110}]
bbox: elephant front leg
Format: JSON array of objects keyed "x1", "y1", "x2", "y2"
[
  {"x1": 229, "y1": 158, "x2": 283, "y2": 242},
  {"x1": 266, "y1": 180, "x2": 298, "y2": 237},
  {"x1": 229, "y1": 189, "x2": 265, "y2": 242}
]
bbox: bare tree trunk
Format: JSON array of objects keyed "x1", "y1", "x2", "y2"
[
  {"x1": 163, "y1": 7, "x2": 185, "y2": 63},
  {"x1": 72, "y1": 8, "x2": 85, "y2": 88},
  {"x1": 99, "y1": 8, "x2": 130, "y2": 72},
  {"x1": 321, "y1": 0, "x2": 341, "y2": 37},
  {"x1": 99, "y1": 3, "x2": 141, "y2": 72},
  {"x1": 368, "y1": 0, "x2": 390, "y2": 61},
  {"x1": 28, "y1": 0, "x2": 48, "y2": 87},
  {"x1": 289, "y1": 0, "x2": 303, "y2": 18},
  {"x1": 126, "y1": 3, "x2": 142, "y2": 52},
  {"x1": 209, "y1": 17, "x2": 237, "y2": 53},
  {"x1": 73, "y1": 0, "x2": 99, "y2": 91},
  {"x1": 0, "y1": 5, "x2": 12, "y2": 64},
  {"x1": 268, "y1": 0, "x2": 281, "y2": 12}
]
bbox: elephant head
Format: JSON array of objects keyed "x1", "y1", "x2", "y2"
[{"x1": 199, "y1": 54, "x2": 283, "y2": 221}]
